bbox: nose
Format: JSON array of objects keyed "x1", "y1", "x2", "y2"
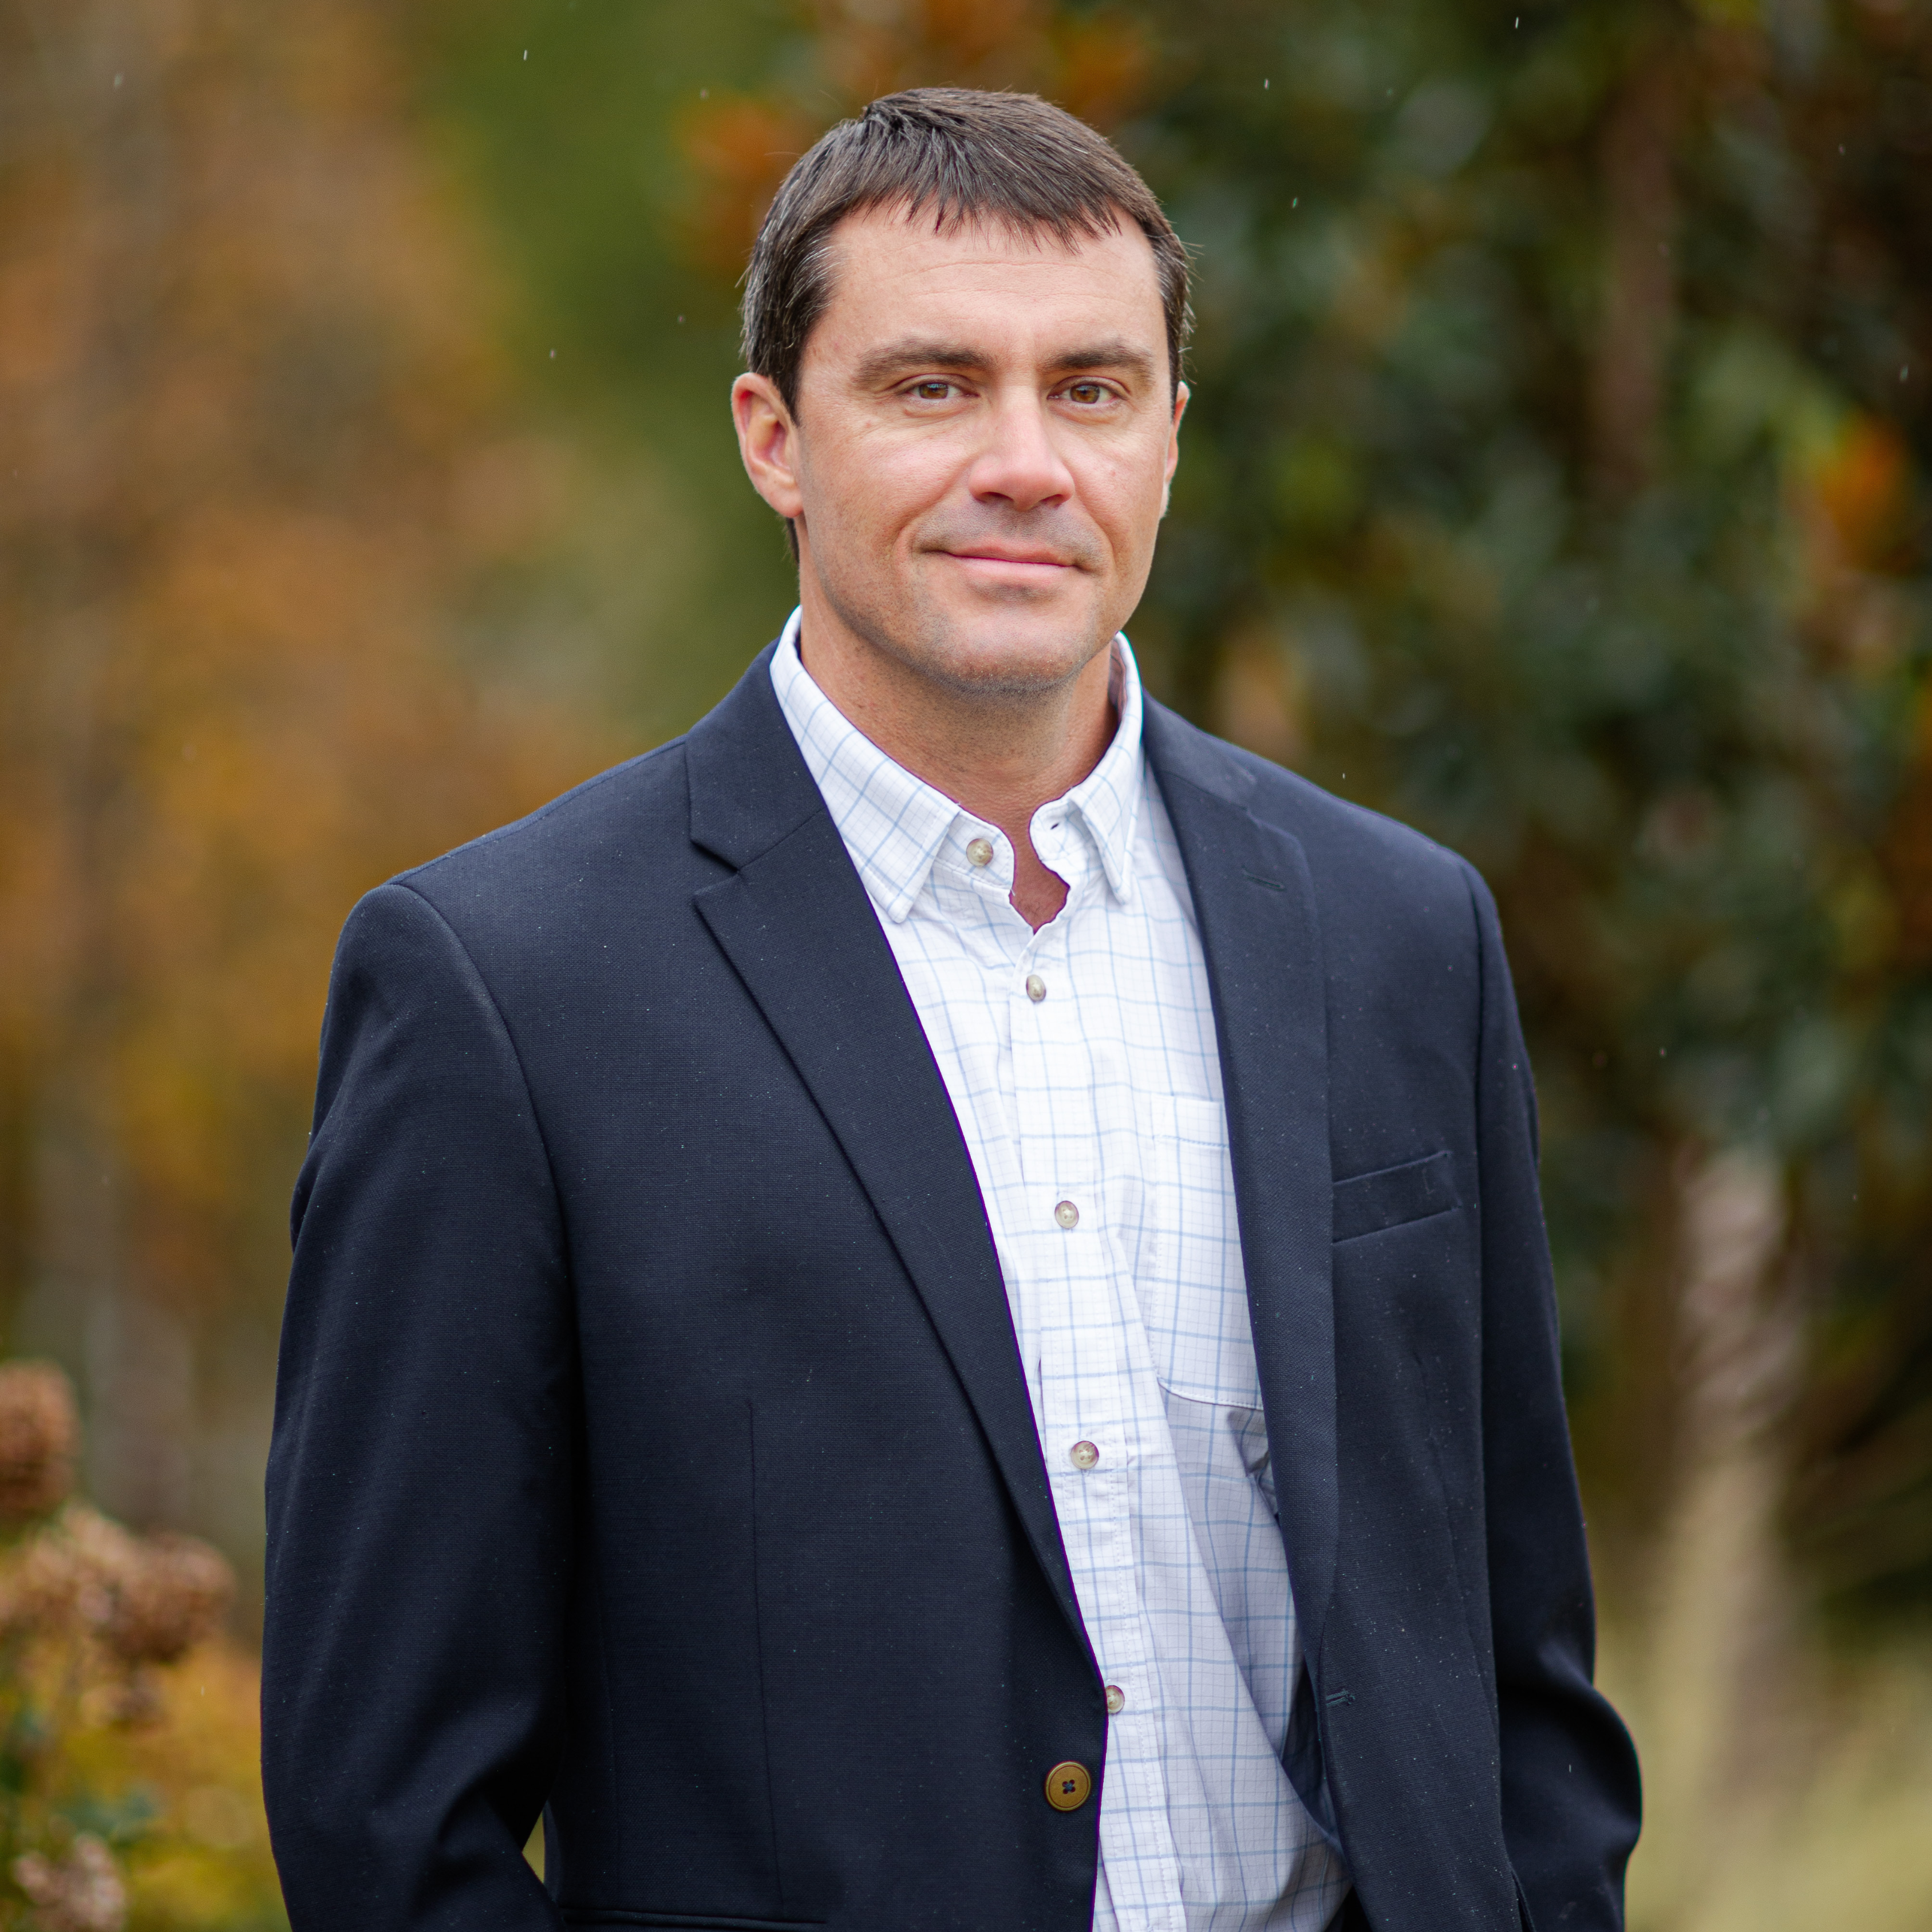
[{"x1": 965, "y1": 388, "x2": 1076, "y2": 515}]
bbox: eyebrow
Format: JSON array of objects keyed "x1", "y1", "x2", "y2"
[{"x1": 853, "y1": 336, "x2": 1159, "y2": 390}]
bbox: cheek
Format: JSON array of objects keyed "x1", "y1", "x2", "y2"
[
  {"x1": 1085, "y1": 449, "x2": 1173, "y2": 553},
  {"x1": 807, "y1": 429, "x2": 952, "y2": 540}
]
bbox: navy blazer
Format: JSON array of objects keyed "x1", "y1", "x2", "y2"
[{"x1": 263, "y1": 645, "x2": 1639, "y2": 1932}]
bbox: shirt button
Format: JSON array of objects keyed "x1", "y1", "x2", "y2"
[
  {"x1": 966, "y1": 836, "x2": 994, "y2": 867},
  {"x1": 1069, "y1": 1440, "x2": 1099, "y2": 1470},
  {"x1": 1025, "y1": 974, "x2": 1047, "y2": 1003},
  {"x1": 1104, "y1": 1684, "x2": 1126, "y2": 1714},
  {"x1": 1044, "y1": 1761, "x2": 1093, "y2": 1811},
  {"x1": 1053, "y1": 1199, "x2": 1078, "y2": 1230}
]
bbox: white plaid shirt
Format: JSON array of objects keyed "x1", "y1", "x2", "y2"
[{"x1": 772, "y1": 616, "x2": 1348, "y2": 1932}]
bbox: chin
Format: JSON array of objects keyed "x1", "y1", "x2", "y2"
[{"x1": 910, "y1": 610, "x2": 1111, "y2": 700}]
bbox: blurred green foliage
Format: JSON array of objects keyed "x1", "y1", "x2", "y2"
[
  {"x1": 407, "y1": 0, "x2": 807, "y2": 739},
  {"x1": 1126, "y1": 0, "x2": 1932, "y2": 1611},
  {"x1": 412, "y1": 0, "x2": 1932, "y2": 1619}
]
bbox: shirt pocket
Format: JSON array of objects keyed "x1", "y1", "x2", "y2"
[{"x1": 1132, "y1": 1091, "x2": 1258, "y2": 1408}]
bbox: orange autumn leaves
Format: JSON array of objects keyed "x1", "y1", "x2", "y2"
[
  {"x1": 0, "y1": 0, "x2": 610, "y2": 1338},
  {"x1": 1812, "y1": 414, "x2": 1916, "y2": 575},
  {"x1": 674, "y1": 0, "x2": 1153, "y2": 280}
]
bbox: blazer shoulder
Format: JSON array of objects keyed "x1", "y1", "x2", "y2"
[
  {"x1": 1147, "y1": 700, "x2": 1480, "y2": 946},
  {"x1": 404, "y1": 734, "x2": 692, "y2": 892},
  {"x1": 1249, "y1": 751, "x2": 1474, "y2": 914},
  {"x1": 380, "y1": 737, "x2": 702, "y2": 948}
]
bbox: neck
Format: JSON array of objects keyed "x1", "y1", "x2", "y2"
[{"x1": 792, "y1": 598, "x2": 1119, "y2": 932}]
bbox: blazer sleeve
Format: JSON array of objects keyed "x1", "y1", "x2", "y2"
[
  {"x1": 263, "y1": 880, "x2": 572, "y2": 1932},
  {"x1": 1463, "y1": 863, "x2": 1642, "y2": 1931}
]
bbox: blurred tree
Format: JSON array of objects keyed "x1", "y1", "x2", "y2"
[
  {"x1": 0, "y1": 0, "x2": 609, "y2": 1583},
  {"x1": 1116, "y1": 0, "x2": 1932, "y2": 1632}
]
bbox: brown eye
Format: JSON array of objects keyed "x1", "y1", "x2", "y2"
[
  {"x1": 1066, "y1": 381, "x2": 1108, "y2": 405},
  {"x1": 912, "y1": 380, "x2": 953, "y2": 401}
]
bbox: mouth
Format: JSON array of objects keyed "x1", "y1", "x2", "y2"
[{"x1": 937, "y1": 547, "x2": 1080, "y2": 573}]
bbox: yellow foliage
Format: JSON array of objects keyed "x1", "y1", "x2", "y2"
[
  {"x1": 1608, "y1": 1631, "x2": 1932, "y2": 1932},
  {"x1": 63, "y1": 1649, "x2": 285, "y2": 1932},
  {"x1": 0, "y1": 1362, "x2": 264, "y2": 1930}
]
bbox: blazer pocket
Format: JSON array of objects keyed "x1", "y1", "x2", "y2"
[{"x1": 1331, "y1": 1149, "x2": 1458, "y2": 1243}]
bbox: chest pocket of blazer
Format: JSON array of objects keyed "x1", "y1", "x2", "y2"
[{"x1": 1332, "y1": 1148, "x2": 1459, "y2": 1243}]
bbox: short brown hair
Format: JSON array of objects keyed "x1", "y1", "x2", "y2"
[{"x1": 741, "y1": 88, "x2": 1191, "y2": 415}]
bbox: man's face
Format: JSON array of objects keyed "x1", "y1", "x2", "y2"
[{"x1": 736, "y1": 206, "x2": 1184, "y2": 703}]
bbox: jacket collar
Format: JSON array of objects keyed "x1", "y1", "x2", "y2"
[{"x1": 684, "y1": 642, "x2": 825, "y2": 871}]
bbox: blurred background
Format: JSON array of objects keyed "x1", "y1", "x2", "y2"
[{"x1": 1, "y1": 0, "x2": 1929, "y2": 1925}]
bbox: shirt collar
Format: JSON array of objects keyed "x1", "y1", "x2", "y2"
[{"x1": 769, "y1": 608, "x2": 1145, "y2": 923}]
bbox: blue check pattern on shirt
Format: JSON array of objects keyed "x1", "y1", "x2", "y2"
[{"x1": 772, "y1": 617, "x2": 1348, "y2": 1932}]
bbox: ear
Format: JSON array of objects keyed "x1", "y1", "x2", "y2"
[
  {"x1": 732, "y1": 373, "x2": 805, "y2": 520},
  {"x1": 1162, "y1": 380, "x2": 1189, "y2": 515}
]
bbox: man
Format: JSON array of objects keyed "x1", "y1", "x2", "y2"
[{"x1": 264, "y1": 88, "x2": 1639, "y2": 1932}]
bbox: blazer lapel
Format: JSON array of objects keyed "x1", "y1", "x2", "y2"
[
  {"x1": 683, "y1": 649, "x2": 1089, "y2": 1657},
  {"x1": 1143, "y1": 701, "x2": 1340, "y2": 1672}
]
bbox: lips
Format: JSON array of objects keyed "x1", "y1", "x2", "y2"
[
  {"x1": 915, "y1": 519, "x2": 1102, "y2": 572},
  {"x1": 942, "y1": 548, "x2": 1076, "y2": 569}
]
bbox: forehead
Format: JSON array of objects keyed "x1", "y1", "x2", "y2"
[{"x1": 810, "y1": 205, "x2": 1167, "y2": 361}]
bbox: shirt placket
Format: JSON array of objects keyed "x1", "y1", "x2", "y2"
[{"x1": 1009, "y1": 874, "x2": 1184, "y2": 1931}]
